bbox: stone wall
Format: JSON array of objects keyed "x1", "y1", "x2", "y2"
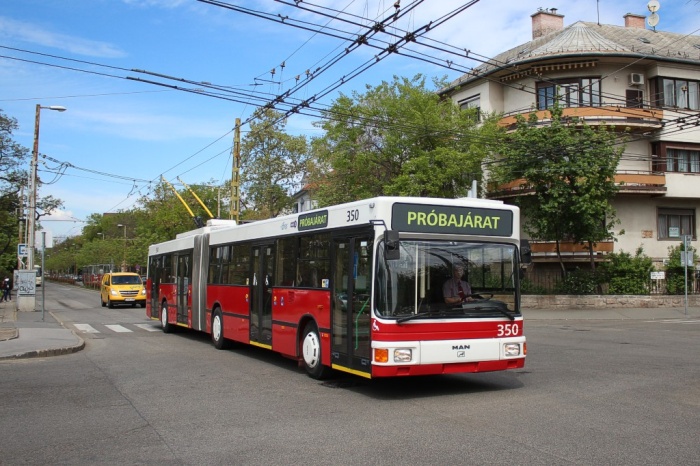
[{"x1": 522, "y1": 294, "x2": 700, "y2": 309}]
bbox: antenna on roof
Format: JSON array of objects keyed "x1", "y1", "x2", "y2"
[{"x1": 647, "y1": 0, "x2": 660, "y2": 31}]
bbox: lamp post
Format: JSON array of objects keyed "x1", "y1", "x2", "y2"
[
  {"x1": 28, "y1": 104, "x2": 66, "y2": 270},
  {"x1": 117, "y1": 224, "x2": 126, "y2": 271}
]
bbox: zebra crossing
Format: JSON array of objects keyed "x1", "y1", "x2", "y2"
[{"x1": 72, "y1": 322, "x2": 162, "y2": 335}]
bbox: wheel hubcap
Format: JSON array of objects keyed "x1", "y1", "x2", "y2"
[
  {"x1": 161, "y1": 307, "x2": 167, "y2": 328},
  {"x1": 213, "y1": 315, "x2": 222, "y2": 341},
  {"x1": 302, "y1": 331, "x2": 320, "y2": 368}
]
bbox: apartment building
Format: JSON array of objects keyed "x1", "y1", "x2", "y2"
[{"x1": 443, "y1": 8, "x2": 700, "y2": 268}]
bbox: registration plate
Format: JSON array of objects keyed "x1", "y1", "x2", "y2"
[{"x1": 125, "y1": 298, "x2": 135, "y2": 302}]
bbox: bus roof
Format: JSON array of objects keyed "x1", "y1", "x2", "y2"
[{"x1": 149, "y1": 196, "x2": 520, "y2": 256}]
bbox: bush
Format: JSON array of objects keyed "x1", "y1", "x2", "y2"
[
  {"x1": 599, "y1": 247, "x2": 653, "y2": 295},
  {"x1": 665, "y1": 243, "x2": 695, "y2": 295},
  {"x1": 554, "y1": 269, "x2": 603, "y2": 295}
]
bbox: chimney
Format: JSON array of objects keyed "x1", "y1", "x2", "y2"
[
  {"x1": 624, "y1": 13, "x2": 646, "y2": 29},
  {"x1": 531, "y1": 8, "x2": 564, "y2": 39}
]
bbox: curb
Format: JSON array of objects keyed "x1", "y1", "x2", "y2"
[{"x1": 0, "y1": 338, "x2": 86, "y2": 360}]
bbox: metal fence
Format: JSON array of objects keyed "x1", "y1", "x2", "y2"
[{"x1": 522, "y1": 269, "x2": 700, "y2": 295}]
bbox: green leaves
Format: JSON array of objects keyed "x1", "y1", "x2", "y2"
[
  {"x1": 308, "y1": 74, "x2": 496, "y2": 205},
  {"x1": 494, "y1": 101, "x2": 625, "y2": 270}
]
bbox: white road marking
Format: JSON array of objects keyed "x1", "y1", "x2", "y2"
[
  {"x1": 134, "y1": 323, "x2": 161, "y2": 332},
  {"x1": 105, "y1": 324, "x2": 133, "y2": 333},
  {"x1": 74, "y1": 323, "x2": 99, "y2": 333}
]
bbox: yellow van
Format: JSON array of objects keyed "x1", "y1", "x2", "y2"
[{"x1": 100, "y1": 272, "x2": 146, "y2": 308}]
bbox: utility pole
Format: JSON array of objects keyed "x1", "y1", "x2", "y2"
[
  {"x1": 230, "y1": 118, "x2": 241, "y2": 222},
  {"x1": 28, "y1": 104, "x2": 66, "y2": 270}
]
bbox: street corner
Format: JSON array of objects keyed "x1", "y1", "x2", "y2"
[
  {"x1": 0, "y1": 328, "x2": 85, "y2": 361},
  {"x1": 0, "y1": 327, "x2": 19, "y2": 341}
]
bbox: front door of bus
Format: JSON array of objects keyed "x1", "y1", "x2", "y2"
[
  {"x1": 331, "y1": 235, "x2": 373, "y2": 375},
  {"x1": 250, "y1": 244, "x2": 274, "y2": 347},
  {"x1": 176, "y1": 254, "x2": 190, "y2": 325}
]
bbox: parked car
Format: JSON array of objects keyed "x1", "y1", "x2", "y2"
[{"x1": 100, "y1": 272, "x2": 146, "y2": 308}]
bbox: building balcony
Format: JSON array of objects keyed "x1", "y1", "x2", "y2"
[
  {"x1": 529, "y1": 240, "x2": 614, "y2": 262},
  {"x1": 498, "y1": 106, "x2": 664, "y2": 132},
  {"x1": 488, "y1": 171, "x2": 666, "y2": 200}
]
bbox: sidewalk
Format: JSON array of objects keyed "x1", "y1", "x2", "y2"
[{"x1": 0, "y1": 298, "x2": 84, "y2": 360}]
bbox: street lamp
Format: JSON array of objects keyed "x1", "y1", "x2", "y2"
[
  {"x1": 117, "y1": 224, "x2": 126, "y2": 271},
  {"x1": 28, "y1": 104, "x2": 66, "y2": 270},
  {"x1": 96, "y1": 232, "x2": 105, "y2": 240}
]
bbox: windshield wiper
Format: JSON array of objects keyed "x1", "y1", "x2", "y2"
[
  {"x1": 396, "y1": 311, "x2": 436, "y2": 324},
  {"x1": 471, "y1": 305, "x2": 516, "y2": 321}
]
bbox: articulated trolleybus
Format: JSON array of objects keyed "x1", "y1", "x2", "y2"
[{"x1": 146, "y1": 196, "x2": 529, "y2": 379}]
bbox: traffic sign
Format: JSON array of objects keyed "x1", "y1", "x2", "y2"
[{"x1": 18, "y1": 243, "x2": 27, "y2": 258}]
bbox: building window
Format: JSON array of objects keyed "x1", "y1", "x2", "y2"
[
  {"x1": 652, "y1": 142, "x2": 700, "y2": 174},
  {"x1": 658, "y1": 208, "x2": 695, "y2": 240},
  {"x1": 652, "y1": 77, "x2": 700, "y2": 110},
  {"x1": 459, "y1": 95, "x2": 481, "y2": 122},
  {"x1": 626, "y1": 89, "x2": 643, "y2": 108},
  {"x1": 536, "y1": 78, "x2": 601, "y2": 110}
]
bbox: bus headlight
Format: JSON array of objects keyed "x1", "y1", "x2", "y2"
[
  {"x1": 394, "y1": 348, "x2": 412, "y2": 363},
  {"x1": 504, "y1": 343, "x2": 521, "y2": 357}
]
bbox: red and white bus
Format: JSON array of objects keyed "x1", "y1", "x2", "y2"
[{"x1": 146, "y1": 196, "x2": 530, "y2": 379}]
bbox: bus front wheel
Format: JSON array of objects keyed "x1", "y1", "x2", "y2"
[{"x1": 301, "y1": 322, "x2": 330, "y2": 379}]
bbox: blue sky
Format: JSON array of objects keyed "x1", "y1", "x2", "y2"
[{"x1": 0, "y1": 0, "x2": 697, "y2": 241}]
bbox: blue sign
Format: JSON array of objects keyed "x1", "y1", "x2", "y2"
[{"x1": 18, "y1": 243, "x2": 27, "y2": 257}]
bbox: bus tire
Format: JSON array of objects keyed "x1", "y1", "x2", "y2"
[
  {"x1": 161, "y1": 302, "x2": 172, "y2": 333},
  {"x1": 211, "y1": 308, "x2": 228, "y2": 350},
  {"x1": 301, "y1": 322, "x2": 330, "y2": 379}
]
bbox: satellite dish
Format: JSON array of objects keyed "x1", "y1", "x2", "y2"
[
  {"x1": 647, "y1": 12, "x2": 659, "y2": 27},
  {"x1": 647, "y1": 0, "x2": 660, "y2": 13}
]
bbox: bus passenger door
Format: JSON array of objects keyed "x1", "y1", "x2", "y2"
[
  {"x1": 250, "y1": 244, "x2": 274, "y2": 346},
  {"x1": 176, "y1": 254, "x2": 190, "y2": 325},
  {"x1": 331, "y1": 234, "x2": 373, "y2": 376}
]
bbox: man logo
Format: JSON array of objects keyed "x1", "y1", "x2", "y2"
[{"x1": 452, "y1": 344, "x2": 471, "y2": 350}]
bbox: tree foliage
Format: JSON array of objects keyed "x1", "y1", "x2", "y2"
[
  {"x1": 308, "y1": 74, "x2": 499, "y2": 205},
  {"x1": 491, "y1": 102, "x2": 624, "y2": 272},
  {"x1": 0, "y1": 110, "x2": 29, "y2": 275},
  {"x1": 240, "y1": 108, "x2": 309, "y2": 219}
]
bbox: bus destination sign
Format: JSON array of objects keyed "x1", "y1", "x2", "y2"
[
  {"x1": 392, "y1": 203, "x2": 513, "y2": 236},
  {"x1": 298, "y1": 210, "x2": 329, "y2": 231}
]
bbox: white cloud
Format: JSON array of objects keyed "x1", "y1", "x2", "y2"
[{"x1": 0, "y1": 16, "x2": 126, "y2": 58}]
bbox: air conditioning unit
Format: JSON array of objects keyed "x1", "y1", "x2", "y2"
[{"x1": 629, "y1": 73, "x2": 644, "y2": 86}]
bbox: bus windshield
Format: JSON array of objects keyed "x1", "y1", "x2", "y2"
[{"x1": 375, "y1": 240, "x2": 519, "y2": 320}]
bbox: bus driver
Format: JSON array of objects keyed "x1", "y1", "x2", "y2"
[{"x1": 443, "y1": 264, "x2": 472, "y2": 305}]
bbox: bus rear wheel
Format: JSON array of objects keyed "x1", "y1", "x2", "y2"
[
  {"x1": 301, "y1": 322, "x2": 330, "y2": 379},
  {"x1": 211, "y1": 308, "x2": 228, "y2": 350},
  {"x1": 161, "y1": 302, "x2": 172, "y2": 333}
]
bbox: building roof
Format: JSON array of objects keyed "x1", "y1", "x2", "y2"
[{"x1": 445, "y1": 20, "x2": 700, "y2": 91}]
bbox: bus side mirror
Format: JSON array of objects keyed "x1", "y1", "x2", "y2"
[
  {"x1": 384, "y1": 230, "x2": 400, "y2": 260},
  {"x1": 520, "y1": 239, "x2": 532, "y2": 265}
]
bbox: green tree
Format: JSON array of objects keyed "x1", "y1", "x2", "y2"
[
  {"x1": 240, "y1": 108, "x2": 308, "y2": 219},
  {"x1": 492, "y1": 102, "x2": 624, "y2": 274},
  {"x1": 309, "y1": 74, "x2": 498, "y2": 205}
]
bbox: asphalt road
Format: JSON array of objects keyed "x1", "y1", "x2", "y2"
[{"x1": 0, "y1": 283, "x2": 698, "y2": 465}]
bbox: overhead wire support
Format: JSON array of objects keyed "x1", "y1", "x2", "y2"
[
  {"x1": 161, "y1": 176, "x2": 204, "y2": 228},
  {"x1": 177, "y1": 176, "x2": 215, "y2": 219}
]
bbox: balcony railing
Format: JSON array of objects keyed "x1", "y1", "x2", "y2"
[
  {"x1": 529, "y1": 240, "x2": 614, "y2": 262},
  {"x1": 488, "y1": 171, "x2": 666, "y2": 199},
  {"x1": 498, "y1": 106, "x2": 664, "y2": 131}
]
